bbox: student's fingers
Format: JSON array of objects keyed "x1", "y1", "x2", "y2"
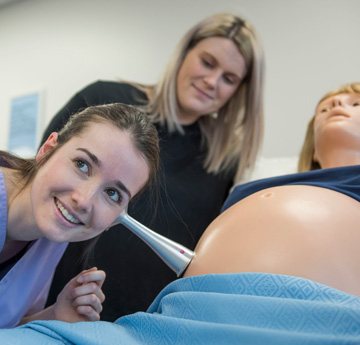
[
  {"x1": 76, "y1": 305, "x2": 101, "y2": 321},
  {"x1": 73, "y1": 282, "x2": 105, "y2": 303},
  {"x1": 77, "y1": 268, "x2": 106, "y2": 288},
  {"x1": 73, "y1": 294, "x2": 103, "y2": 314},
  {"x1": 76, "y1": 267, "x2": 98, "y2": 277}
]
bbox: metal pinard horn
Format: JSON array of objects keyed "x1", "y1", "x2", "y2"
[{"x1": 110, "y1": 207, "x2": 195, "y2": 277}]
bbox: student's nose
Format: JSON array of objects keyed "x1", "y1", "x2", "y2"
[{"x1": 71, "y1": 184, "x2": 96, "y2": 213}]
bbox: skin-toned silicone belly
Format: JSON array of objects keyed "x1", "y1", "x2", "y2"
[{"x1": 184, "y1": 185, "x2": 360, "y2": 297}]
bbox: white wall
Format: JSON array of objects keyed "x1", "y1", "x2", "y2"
[{"x1": 1, "y1": 0, "x2": 359, "y2": 157}]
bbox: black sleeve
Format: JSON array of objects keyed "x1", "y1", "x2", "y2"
[{"x1": 39, "y1": 81, "x2": 106, "y2": 146}]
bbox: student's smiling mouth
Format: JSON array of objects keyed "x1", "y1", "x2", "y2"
[{"x1": 55, "y1": 198, "x2": 83, "y2": 225}]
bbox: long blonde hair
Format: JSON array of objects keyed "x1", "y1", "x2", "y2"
[
  {"x1": 298, "y1": 82, "x2": 360, "y2": 172},
  {"x1": 134, "y1": 12, "x2": 264, "y2": 183}
]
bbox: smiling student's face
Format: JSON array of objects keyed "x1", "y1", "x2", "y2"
[{"x1": 31, "y1": 121, "x2": 150, "y2": 243}]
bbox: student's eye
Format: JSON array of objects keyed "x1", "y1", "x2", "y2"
[
  {"x1": 75, "y1": 160, "x2": 89, "y2": 174},
  {"x1": 353, "y1": 102, "x2": 360, "y2": 107},
  {"x1": 320, "y1": 108, "x2": 329, "y2": 113},
  {"x1": 105, "y1": 188, "x2": 122, "y2": 204}
]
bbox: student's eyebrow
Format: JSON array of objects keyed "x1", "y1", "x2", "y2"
[
  {"x1": 77, "y1": 148, "x2": 132, "y2": 199},
  {"x1": 77, "y1": 148, "x2": 101, "y2": 167},
  {"x1": 115, "y1": 180, "x2": 132, "y2": 199}
]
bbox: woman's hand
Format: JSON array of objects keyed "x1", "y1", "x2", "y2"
[{"x1": 53, "y1": 267, "x2": 106, "y2": 322}]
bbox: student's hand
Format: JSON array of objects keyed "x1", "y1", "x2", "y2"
[{"x1": 53, "y1": 267, "x2": 106, "y2": 322}]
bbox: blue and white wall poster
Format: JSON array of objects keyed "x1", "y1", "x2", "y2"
[{"x1": 8, "y1": 92, "x2": 41, "y2": 157}]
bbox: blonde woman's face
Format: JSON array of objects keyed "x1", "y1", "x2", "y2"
[
  {"x1": 313, "y1": 93, "x2": 360, "y2": 165},
  {"x1": 176, "y1": 37, "x2": 247, "y2": 125},
  {"x1": 31, "y1": 122, "x2": 150, "y2": 243}
]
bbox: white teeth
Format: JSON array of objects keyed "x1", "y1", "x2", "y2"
[{"x1": 56, "y1": 199, "x2": 80, "y2": 224}]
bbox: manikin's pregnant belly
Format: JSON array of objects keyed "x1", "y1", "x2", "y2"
[{"x1": 184, "y1": 185, "x2": 360, "y2": 297}]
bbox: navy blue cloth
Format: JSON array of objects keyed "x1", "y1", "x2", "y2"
[{"x1": 222, "y1": 165, "x2": 360, "y2": 212}]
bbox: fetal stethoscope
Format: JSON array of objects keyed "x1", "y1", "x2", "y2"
[{"x1": 110, "y1": 207, "x2": 195, "y2": 277}]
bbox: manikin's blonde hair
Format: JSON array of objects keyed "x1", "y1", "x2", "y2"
[
  {"x1": 134, "y1": 12, "x2": 264, "y2": 183},
  {"x1": 298, "y1": 82, "x2": 360, "y2": 172}
]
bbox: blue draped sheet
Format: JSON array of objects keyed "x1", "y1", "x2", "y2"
[{"x1": 1, "y1": 273, "x2": 360, "y2": 344}]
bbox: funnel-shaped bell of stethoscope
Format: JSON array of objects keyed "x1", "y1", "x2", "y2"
[{"x1": 110, "y1": 207, "x2": 195, "y2": 277}]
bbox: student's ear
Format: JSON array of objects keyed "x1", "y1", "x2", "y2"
[{"x1": 36, "y1": 133, "x2": 59, "y2": 163}]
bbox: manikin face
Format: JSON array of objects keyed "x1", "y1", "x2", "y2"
[
  {"x1": 176, "y1": 37, "x2": 247, "y2": 125},
  {"x1": 31, "y1": 121, "x2": 150, "y2": 243},
  {"x1": 313, "y1": 93, "x2": 360, "y2": 164}
]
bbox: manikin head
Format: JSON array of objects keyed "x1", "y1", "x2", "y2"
[{"x1": 298, "y1": 82, "x2": 360, "y2": 172}]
